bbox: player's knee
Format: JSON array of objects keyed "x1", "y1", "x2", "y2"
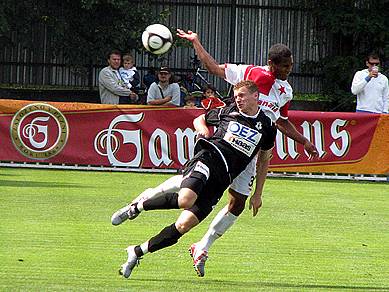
[
  {"x1": 175, "y1": 217, "x2": 198, "y2": 234},
  {"x1": 175, "y1": 221, "x2": 193, "y2": 234},
  {"x1": 177, "y1": 188, "x2": 197, "y2": 209}
]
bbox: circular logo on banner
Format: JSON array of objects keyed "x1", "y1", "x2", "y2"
[{"x1": 10, "y1": 103, "x2": 69, "y2": 160}]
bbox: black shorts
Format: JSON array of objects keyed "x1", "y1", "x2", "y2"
[{"x1": 181, "y1": 149, "x2": 229, "y2": 222}]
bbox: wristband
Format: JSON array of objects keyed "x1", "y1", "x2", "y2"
[{"x1": 365, "y1": 76, "x2": 372, "y2": 82}]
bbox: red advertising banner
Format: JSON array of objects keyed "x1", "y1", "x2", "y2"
[
  {"x1": 272, "y1": 111, "x2": 389, "y2": 174},
  {"x1": 0, "y1": 99, "x2": 388, "y2": 174}
]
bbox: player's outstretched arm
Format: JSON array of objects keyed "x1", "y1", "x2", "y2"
[
  {"x1": 177, "y1": 29, "x2": 225, "y2": 78},
  {"x1": 249, "y1": 149, "x2": 271, "y2": 217},
  {"x1": 276, "y1": 118, "x2": 319, "y2": 159}
]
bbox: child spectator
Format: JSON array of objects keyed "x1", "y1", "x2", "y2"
[
  {"x1": 118, "y1": 54, "x2": 140, "y2": 104},
  {"x1": 184, "y1": 94, "x2": 197, "y2": 108},
  {"x1": 200, "y1": 85, "x2": 225, "y2": 110},
  {"x1": 203, "y1": 85, "x2": 217, "y2": 99},
  {"x1": 119, "y1": 54, "x2": 140, "y2": 89}
]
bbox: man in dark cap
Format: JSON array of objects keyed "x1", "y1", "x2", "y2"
[{"x1": 146, "y1": 66, "x2": 181, "y2": 106}]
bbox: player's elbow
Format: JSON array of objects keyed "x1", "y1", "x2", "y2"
[
  {"x1": 258, "y1": 149, "x2": 273, "y2": 163},
  {"x1": 209, "y1": 68, "x2": 225, "y2": 78}
]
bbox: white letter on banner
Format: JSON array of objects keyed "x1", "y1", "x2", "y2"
[
  {"x1": 106, "y1": 114, "x2": 143, "y2": 167},
  {"x1": 330, "y1": 119, "x2": 350, "y2": 157},
  {"x1": 175, "y1": 128, "x2": 196, "y2": 165},
  {"x1": 275, "y1": 130, "x2": 299, "y2": 160},
  {"x1": 275, "y1": 130, "x2": 288, "y2": 160},
  {"x1": 149, "y1": 129, "x2": 172, "y2": 167},
  {"x1": 302, "y1": 120, "x2": 326, "y2": 158},
  {"x1": 287, "y1": 136, "x2": 299, "y2": 159},
  {"x1": 25, "y1": 116, "x2": 50, "y2": 149}
]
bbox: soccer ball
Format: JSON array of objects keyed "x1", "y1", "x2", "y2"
[{"x1": 142, "y1": 24, "x2": 173, "y2": 55}]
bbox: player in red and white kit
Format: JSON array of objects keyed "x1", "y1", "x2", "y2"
[
  {"x1": 176, "y1": 29, "x2": 319, "y2": 277},
  {"x1": 111, "y1": 30, "x2": 319, "y2": 278}
]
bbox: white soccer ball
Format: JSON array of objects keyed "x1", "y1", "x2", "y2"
[{"x1": 142, "y1": 24, "x2": 173, "y2": 55}]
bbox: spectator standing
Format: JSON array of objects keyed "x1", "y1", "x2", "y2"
[
  {"x1": 98, "y1": 50, "x2": 137, "y2": 105},
  {"x1": 351, "y1": 53, "x2": 389, "y2": 113},
  {"x1": 147, "y1": 67, "x2": 181, "y2": 106}
]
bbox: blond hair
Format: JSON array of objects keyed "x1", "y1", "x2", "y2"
[{"x1": 233, "y1": 80, "x2": 258, "y2": 93}]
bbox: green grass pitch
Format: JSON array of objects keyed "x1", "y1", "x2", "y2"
[{"x1": 0, "y1": 167, "x2": 388, "y2": 291}]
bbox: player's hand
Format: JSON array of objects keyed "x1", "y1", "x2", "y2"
[
  {"x1": 304, "y1": 140, "x2": 319, "y2": 160},
  {"x1": 176, "y1": 29, "x2": 198, "y2": 42},
  {"x1": 249, "y1": 194, "x2": 263, "y2": 217}
]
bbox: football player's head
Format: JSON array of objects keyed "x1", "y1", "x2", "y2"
[
  {"x1": 268, "y1": 44, "x2": 293, "y2": 81},
  {"x1": 233, "y1": 80, "x2": 259, "y2": 115}
]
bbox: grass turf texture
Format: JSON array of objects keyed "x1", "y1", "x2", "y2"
[{"x1": 0, "y1": 167, "x2": 388, "y2": 291}]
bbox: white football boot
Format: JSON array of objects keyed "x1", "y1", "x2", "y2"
[
  {"x1": 189, "y1": 243, "x2": 208, "y2": 277},
  {"x1": 119, "y1": 246, "x2": 141, "y2": 279},
  {"x1": 111, "y1": 188, "x2": 152, "y2": 225}
]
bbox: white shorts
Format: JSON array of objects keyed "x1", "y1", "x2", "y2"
[{"x1": 229, "y1": 156, "x2": 256, "y2": 196}]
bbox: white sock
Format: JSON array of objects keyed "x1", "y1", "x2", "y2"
[
  {"x1": 151, "y1": 174, "x2": 182, "y2": 196},
  {"x1": 137, "y1": 201, "x2": 144, "y2": 212},
  {"x1": 140, "y1": 241, "x2": 149, "y2": 255},
  {"x1": 195, "y1": 205, "x2": 238, "y2": 256},
  {"x1": 135, "y1": 175, "x2": 182, "y2": 203}
]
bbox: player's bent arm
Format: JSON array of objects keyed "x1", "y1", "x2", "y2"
[
  {"x1": 177, "y1": 29, "x2": 224, "y2": 78},
  {"x1": 249, "y1": 149, "x2": 272, "y2": 217},
  {"x1": 193, "y1": 114, "x2": 211, "y2": 138},
  {"x1": 276, "y1": 118, "x2": 318, "y2": 158},
  {"x1": 191, "y1": 37, "x2": 225, "y2": 78}
]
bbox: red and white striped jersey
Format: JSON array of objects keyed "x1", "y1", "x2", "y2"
[{"x1": 224, "y1": 64, "x2": 293, "y2": 122}]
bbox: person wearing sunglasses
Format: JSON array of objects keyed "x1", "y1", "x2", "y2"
[{"x1": 351, "y1": 53, "x2": 389, "y2": 114}]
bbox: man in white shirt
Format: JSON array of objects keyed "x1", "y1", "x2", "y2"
[
  {"x1": 351, "y1": 53, "x2": 389, "y2": 114},
  {"x1": 146, "y1": 67, "x2": 181, "y2": 106}
]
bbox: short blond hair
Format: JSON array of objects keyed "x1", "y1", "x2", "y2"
[{"x1": 233, "y1": 80, "x2": 258, "y2": 93}]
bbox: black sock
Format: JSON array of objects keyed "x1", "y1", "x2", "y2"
[
  {"x1": 143, "y1": 193, "x2": 179, "y2": 210},
  {"x1": 148, "y1": 223, "x2": 183, "y2": 253},
  {"x1": 133, "y1": 202, "x2": 140, "y2": 213},
  {"x1": 134, "y1": 245, "x2": 143, "y2": 257}
]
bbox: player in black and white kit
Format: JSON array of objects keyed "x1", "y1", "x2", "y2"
[
  {"x1": 111, "y1": 80, "x2": 277, "y2": 279},
  {"x1": 176, "y1": 28, "x2": 319, "y2": 277}
]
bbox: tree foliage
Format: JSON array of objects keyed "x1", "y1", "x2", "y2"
[
  {"x1": 0, "y1": 0, "x2": 169, "y2": 65},
  {"x1": 297, "y1": 0, "x2": 389, "y2": 111}
]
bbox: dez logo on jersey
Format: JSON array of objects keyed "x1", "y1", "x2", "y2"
[{"x1": 223, "y1": 121, "x2": 262, "y2": 156}]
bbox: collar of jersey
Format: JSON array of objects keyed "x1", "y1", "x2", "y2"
[{"x1": 239, "y1": 108, "x2": 261, "y2": 118}]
